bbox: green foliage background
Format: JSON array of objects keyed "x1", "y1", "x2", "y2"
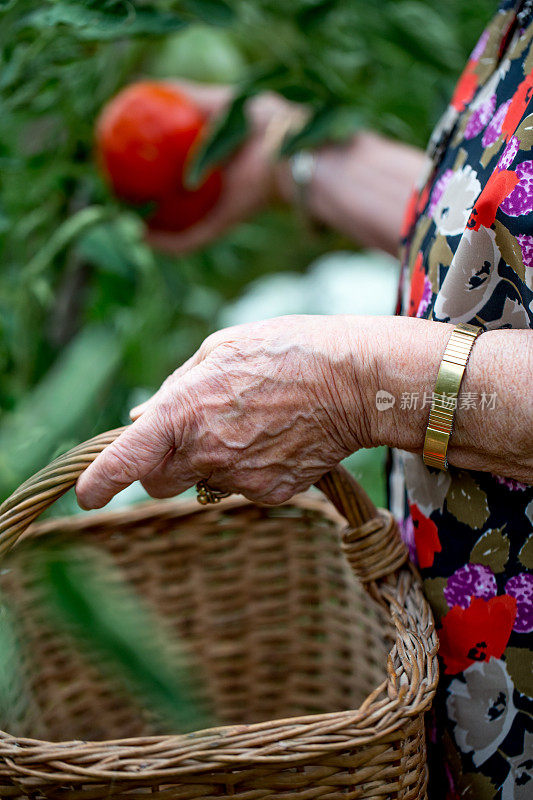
[{"x1": 0, "y1": 0, "x2": 495, "y2": 505}]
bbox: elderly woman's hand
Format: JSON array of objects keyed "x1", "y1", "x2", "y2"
[
  {"x1": 75, "y1": 315, "x2": 375, "y2": 510},
  {"x1": 75, "y1": 314, "x2": 533, "y2": 509}
]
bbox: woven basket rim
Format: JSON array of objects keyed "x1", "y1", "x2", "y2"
[
  {"x1": 22, "y1": 491, "x2": 344, "y2": 539},
  {"x1": 0, "y1": 494, "x2": 438, "y2": 776},
  {"x1": 0, "y1": 683, "x2": 433, "y2": 779}
]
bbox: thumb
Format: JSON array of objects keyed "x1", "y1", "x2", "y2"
[
  {"x1": 169, "y1": 80, "x2": 232, "y2": 120},
  {"x1": 75, "y1": 411, "x2": 175, "y2": 510}
]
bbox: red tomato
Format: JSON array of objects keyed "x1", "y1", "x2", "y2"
[
  {"x1": 148, "y1": 170, "x2": 223, "y2": 232},
  {"x1": 96, "y1": 80, "x2": 222, "y2": 229}
]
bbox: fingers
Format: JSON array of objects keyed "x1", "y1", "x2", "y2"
[
  {"x1": 168, "y1": 80, "x2": 232, "y2": 119},
  {"x1": 208, "y1": 468, "x2": 302, "y2": 506},
  {"x1": 130, "y1": 351, "x2": 204, "y2": 421},
  {"x1": 140, "y1": 454, "x2": 197, "y2": 499},
  {"x1": 75, "y1": 410, "x2": 176, "y2": 509}
]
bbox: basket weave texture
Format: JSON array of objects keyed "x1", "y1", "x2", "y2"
[{"x1": 0, "y1": 429, "x2": 438, "y2": 799}]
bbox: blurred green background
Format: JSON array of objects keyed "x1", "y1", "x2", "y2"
[{"x1": 0, "y1": 0, "x2": 496, "y2": 512}]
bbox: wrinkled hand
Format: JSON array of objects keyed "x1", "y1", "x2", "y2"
[{"x1": 76, "y1": 315, "x2": 373, "y2": 510}]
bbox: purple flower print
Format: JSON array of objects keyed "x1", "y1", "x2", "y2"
[
  {"x1": 416, "y1": 275, "x2": 432, "y2": 318},
  {"x1": 500, "y1": 160, "x2": 533, "y2": 216},
  {"x1": 516, "y1": 233, "x2": 533, "y2": 269},
  {"x1": 444, "y1": 563, "x2": 497, "y2": 609},
  {"x1": 465, "y1": 94, "x2": 496, "y2": 140},
  {"x1": 482, "y1": 99, "x2": 511, "y2": 147},
  {"x1": 494, "y1": 474, "x2": 528, "y2": 491},
  {"x1": 505, "y1": 573, "x2": 533, "y2": 633},
  {"x1": 399, "y1": 515, "x2": 417, "y2": 564},
  {"x1": 471, "y1": 28, "x2": 490, "y2": 61},
  {"x1": 497, "y1": 135, "x2": 520, "y2": 169},
  {"x1": 429, "y1": 169, "x2": 453, "y2": 216}
]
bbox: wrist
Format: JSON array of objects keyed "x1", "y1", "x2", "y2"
[
  {"x1": 339, "y1": 317, "x2": 531, "y2": 482},
  {"x1": 354, "y1": 316, "x2": 454, "y2": 453},
  {"x1": 330, "y1": 315, "x2": 398, "y2": 452},
  {"x1": 272, "y1": 145, "x2": 340, "y2": 217},
  {"x1": 250, "y1": 93, "x2": 307, "y2": 206}
]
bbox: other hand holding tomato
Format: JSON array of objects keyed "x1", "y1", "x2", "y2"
[{"x1": 97, "y1": 80, "x2": 297, "y2": 250}]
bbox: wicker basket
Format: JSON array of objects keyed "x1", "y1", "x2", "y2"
[{"x1": 0, "y1": 428, "x2": 438, "y2": 799}]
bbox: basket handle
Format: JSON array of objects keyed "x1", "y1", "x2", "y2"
[{"x1": 0, "y1": 427, "x2": 408, "y2": 583}]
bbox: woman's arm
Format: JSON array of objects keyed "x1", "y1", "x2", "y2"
[
  {"x1": 275, "y1": 132, "x2": 426, "y2": 256},
  {"x1": 363, "y1": 316, "x2": 533, "y2": 481},
  {"x1": 147, "y1": 83, "x2": 426, "y2": 256},
  {"x1": 75, "y1": 316, "x2": 533, "y2": 511}
]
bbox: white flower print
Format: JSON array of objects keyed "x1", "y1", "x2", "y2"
[
  {"x1": 434, "y1": 225, "x2": 502, "y2": 322},
  {"x1": 402, "y1": 452, "x2": 451, "y2": 517},
  {"x1": 484, "y1": 296, "x2": 531, "y2": 329},
  {"x1": 447, "y1": 658, "x2": 517, "y2": 767},
  {"x1": 502, "y1": 732, "x2": 533, "y2": 800},
  {"x1": 432, "y1": 165, "x2": 481, "y2": 236}
]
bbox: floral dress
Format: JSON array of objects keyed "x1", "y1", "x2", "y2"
[{"x1": 392, "y1": 1, "x2": 533, "y2": 797}]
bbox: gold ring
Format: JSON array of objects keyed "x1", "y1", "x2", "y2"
[{"x1": 196, "y1": 480, "x2": 232, "y2": 505}]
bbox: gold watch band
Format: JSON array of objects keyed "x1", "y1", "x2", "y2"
[{"x1": 423, "y1": 323, "x2": 482, "y2": 470}]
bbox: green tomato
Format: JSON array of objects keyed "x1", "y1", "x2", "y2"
[{"x1": 147, "y1": 25, "x2": 246, "y2": 85}]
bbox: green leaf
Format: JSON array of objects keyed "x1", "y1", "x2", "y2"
[
  {"x1": 281, "y1": 104, "x2": 363, "y2": 156},
  {"x1": 505, "y1": 646, "x2": 533, "y2": 697},
  {"x1": 0, "y1": 326, "x2": 121, "y2": 498},
  {"x1": 386, "y1": 2, "x2": 460, "y2": 74},
  {"x1": 0, "y1": 598, "x2": 27, "y2": 728},
  {"x1": 186, "y1": 93, "x2": 247, "y2": 187},
  {"x1": 296, "y1": 0, "x2": 338, "y2": 32},
  {"x1": 470, "y1": 527, "x2": 510, "y2": 573},
  {"x1": 23, "y1": 2, "x2": 189, "y2": 41},
  {"x1": 37, "y1": 544, "x2": 209, "y2": 732},
  {"x1": 277, "y1": 84, "x2": 318, "y2": 104},
  {"x1": 181, "y1": 0, "x2": 235, "y2": 27},
  {"x1": 186, "y1": 65, "x2": 292, "y2": 185},
  {"x1": 76, "y1": 214, "x2": 155, "y2": 279},
  {"x1": 23, "y1": 206, "x2": 115, "y2": 282},
  {"x1": 518, "y1": 534, "x2": 533, "y2": 569},
  {"x1": 422, "y1": 577, "x2": 449, "y2": 620},
  {"x1": 445, "y1": 472, "x2": 490, "y2": 529}
]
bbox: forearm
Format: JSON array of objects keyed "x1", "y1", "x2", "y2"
[
  {"x1": 345, "y1": 316, "x2": 533, "y2": 483},
  {"x1": 275, "y1": 131, "x2": 426, "y2": 256}
]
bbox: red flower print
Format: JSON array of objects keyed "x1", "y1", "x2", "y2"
[
  {"x1": 501, "y1": 68, "x2": 533, "y2": 141},
  {"x1": 415, "y1": 180, "x2": 431, "y2": 216},
  {"x1": 467, "y1": 169, "x2": 519, "y2": 230},
  {"x1": 400, "y1": 187, "x2": 418, "y2": 239},
  {"x1": 409, "y1": 502, "x2": 442, "y2": 568},
  {"x1": 451, "y1": 62, "x2": 479, "y2": 113},
  {"x1": 408, "y1": 253, "x2": 425, "y2": 317},
  {"x1": 439, "y1": 595, "x2": 517, "y2": 675}
]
